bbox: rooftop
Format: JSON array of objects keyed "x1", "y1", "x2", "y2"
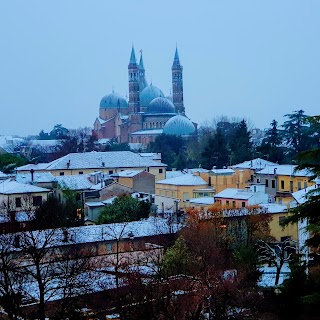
[
  {"x1": 257, "y1": 164, "x2": 313, "y2": 177},
  {"x1": 55, "y1": 174, "x2": 94, "y2": 190},
  {"x1": 214, "y1": 188, "x2": 255, "y2": 200},
  {"x1": 231, "y1": 158, "x2": 277, "y2": 170},
  {"x1": 16, "y1": 151, "x2": 167, "y2": 171},
  {"x1": 0, "y1": 179, "x2": 50, "y2": 195},
  {"x1": 157, "y1": 174, "x2": 207, "y2": 186}
]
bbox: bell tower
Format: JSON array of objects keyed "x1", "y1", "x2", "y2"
[
  {"x1": 128, "y1": 45, "x2": 140, "y2": 113},
  {"x1": 172, "y1": 46, "x2": 184, "y2": 113}
]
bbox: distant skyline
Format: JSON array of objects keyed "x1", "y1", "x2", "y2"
[{"x1": 1, "y1": 1, "x2": 320, "y2": 136}]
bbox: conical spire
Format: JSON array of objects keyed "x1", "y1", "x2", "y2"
[
  {"x1": 129, "y1": 45, "x2": 137, "y2": 65},
  {"x1": 139, "y1": 50, "x2": 144, "y2": 70},
  {"x1": 172, "y1": 46, "x2": 180, "y2": 66}
]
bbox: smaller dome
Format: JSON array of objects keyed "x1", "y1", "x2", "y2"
[
  {"x1": 147, "y1": 97, "x2": 176, "y2": 114},
  {"x1": 100, "y1": 92, "x2": 128, "y2": 109},
  {"x1": 140, "y1": 85, "x2": 164, "y2": 107},
  {"x1": 163, "y1": 115, "x2": 196, "y2": 136}
]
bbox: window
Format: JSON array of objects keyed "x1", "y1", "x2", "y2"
[
  {"x1": 265, "y1": 179, "x2": 268, "y2": 187},
  {"x1": 272, "y1": 180, "x2": 276, "y2": 188},
  {"x1": 241, "y1": 202, "x2": 246, "y2": 207},
  {"x1": 159, "y1": 169, "x2": 163, "y2": 174},
  {"x1": 298, "y1": 182, "x2": 302, "y2": 190},
  {"x1": 304, "y1": 182, "x2": 308, "y2": 189},
  {"x1": 279, "y1": 216, "x2": 286, "y2": 225},
  {"x1": 79, "y1": 171, "x2": 83, "y2": 175},
  {"x1": 226, "y1": 200, "x2": 230, "y2": 206},
  {"x1": 281, "y1": 180, "x2": 284, "y2": 189},
  {"x1": 33, "y1": 196, "x2": 42, "y2": 206},
  {"x1": 281, "y1": 236, "x2": 291, "y2": 242},
  {"x1": 59, "y1": 172, "x2": 64, "y2": 176},
  {"x1": 106, "y1": 243, "x2": 112, "y2": 253},
  {"x1": 15, "y1": 197, "x2": 21, "y2": 208},
  {"x1": 183, "y1": 192, "x2": 189, "y2": 201},
  {"x1": 232, "y1": 201, "x2": 236, "y2": 208},
  {"x1": 290, "y1": 181, "x2": 293, "y2": 192},
  {"x1": 109, "y1": 170, "x2": 113, "y2": 174}
]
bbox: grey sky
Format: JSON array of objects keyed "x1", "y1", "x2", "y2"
[{"x1": 1, "y1": 1, "x2": 319, "y2": 136}]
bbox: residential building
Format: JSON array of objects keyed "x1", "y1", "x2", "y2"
[
  {"x1": 156, "y1": 174, "x2": 208, "y2": 209},
  {"x1": 0, "y1": 179, "x2": 50, "y2": 212},
  {"x1": 214, "y1": 184, "x2": 269, "y2": 208},
  {"x1": 111, "y1": 170, "x2": 155, "y2": 194},
  {"x1": 16, "y1": 151, "x2": 167, "y2": 181},
  {"x1": 261, "y1": 203, "x2": 298, "y2": 241},
  {"x1": 255, "y1": 164, "x2": 314, "y2": 203}
]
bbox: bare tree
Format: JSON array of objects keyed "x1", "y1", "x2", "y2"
[{"x1": 256, "y1": 239, "x2": 297, "y2": 285}]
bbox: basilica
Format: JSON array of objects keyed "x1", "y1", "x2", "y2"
[{"x1": 92, "y1": 46, "x2": 197, "y2": 146}]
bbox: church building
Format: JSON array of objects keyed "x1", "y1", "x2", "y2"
[{"x1": 92, "y1": 47, "x2": 197, "y2": 145}]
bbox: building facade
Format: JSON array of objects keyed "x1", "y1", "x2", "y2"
[{"x1": 93, "y1": 47, "x2": 196, "y2": 145}]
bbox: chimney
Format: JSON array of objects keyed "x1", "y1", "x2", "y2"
[{"x1": 30, "y1": 169, "x2": 34, "y2": 182}]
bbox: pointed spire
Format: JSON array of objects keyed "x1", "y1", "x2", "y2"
[
  {"x1": 139, "y1": 49, "x2": 144, "y2": 70},
  {"x1": 172, "y1": 45, "x2": 180, "y2": 66},
  {"x1": 129, "y1": 45, "x2": 137, "y2": 65}
]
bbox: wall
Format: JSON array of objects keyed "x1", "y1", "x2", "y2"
[{"x1": 269, "y1": 212, "x2": 298, "y2": 241}]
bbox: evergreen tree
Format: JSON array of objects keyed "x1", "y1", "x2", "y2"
[
  {"x1": 97, "y1": 194, "x2": 151, "y2": 224},
  {"x1": 230, "y1": 119, "x2": 253, "y2": 164},
  {"x1": 282, "y1": 110, "x2": 311, "y2": 154},
  {"x1": 256, "y1": 119, "x2": 284, "y2": 163},
  {"x1": 201, "y1": 129, "x2": 229, "y2": 169},
  {"x1": 282, "y1": 116, "x2": 320, "y2": 258}
]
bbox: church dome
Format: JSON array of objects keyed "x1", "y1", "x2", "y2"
[
  {"x1": 100, "y1": 92, "x2": 128, "y2": 109},
  {"x1": 140, "y1": 85, "x2": 164, "y2": 107},
  {"x1": 163, "y1": 115, "x2": 196, "y2": 136},
  {"x1": 147, "y1": 97, "x2": 176, "y2": 114}
]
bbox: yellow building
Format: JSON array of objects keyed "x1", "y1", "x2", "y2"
[
  {"x1": 16, "y1": 151, "x2": 167, "y2": 182},
  {"x1": 255, "y1": 165, "x2": 314, "y2": 204},
  {"x1": 156, "y1": 174, "x2": 209, "y2": 209},
  {"x1": 0, "y1": 179, "x2": 50, "y2": 212}
]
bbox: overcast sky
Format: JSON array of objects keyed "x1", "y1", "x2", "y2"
[{"x1": 1, "y1": 1, "x2": 319, "y2": 137}]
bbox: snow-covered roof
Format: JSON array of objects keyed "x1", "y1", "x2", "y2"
[
  {"x1": 113, "y1": 170, "x2": 142, "y2": 178},
  {"x1": 166, "y1": 170, "x2": 184, "y2": 179},
  {"x1": 214, "y1": 188, "x2": 254, "y2": 200},
  {"x1": 28, "y1": 151, "x2": 166, "y2": 171},
  {"x1": 231, "y1": 158, "x2": 277, "y2": 170},
  {"x1": 55, "y1": 174, "x2": 94, "y2": 190},
  {"x1": 16, "y1": 172, "x2": 55, "y2": 184},
  {"x1": 189, "y1": 197, "x2": 215, "y2": 205},
  {"x1": 0, "y1": 180, "x2": 50, "y2": 195},
  {"x1": 183, "y1": 168, "x2": 210, "y2": 174},
  {"x1": 257, "y1": 164, "x2": 312, "y2": 177},
  {"x1": 16, "y1": 163, "x2": 50, "y2": 171},
  {"x1": 0, "y1": 171, "x2": 8, "y2": 179},
  {"x1": 292, "y1": 184, "x2": 320, "y2": 204},
  {"x1": 28, "y1": 139, "x2": 61, "y2": 147},
  {"x1": 211, "y1": 168, "x2": 235, "y2": 175},
  {"x1": 260, "y1": 203, "x2": 288, "y2": 213},
  {"x1": 139, "y1": 153, "x2": 162, "y2": 161},
  {"x1": 85, "y1": 201, "x2": 105, "y2": 207},
  {"x1": 130, "y1": 129, "x2": 163, "y2": 135},
  {"x1": 2, "y1": 217, "x2": 181, "y2": 249},
  {"x1": 157, "y1": 174, "x2": 208, "y2": 186},
  {"x1": 0, "y1": 135, "x2": 24, "y2": 153}
]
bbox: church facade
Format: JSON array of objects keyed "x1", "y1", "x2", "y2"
[{"x1": 92, "y1": 47, "x2": 196, "y2": 146}]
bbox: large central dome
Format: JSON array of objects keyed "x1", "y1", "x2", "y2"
[
  {"x1": 163, "y1": 115, "x2": 196, "y2": 136},
  {"x1": 147, "y1": 97, "x2": 176, "y2": 114},
  {"x1": 140, "y1": 85, "x2": 164, "y2": 108},
  {"x1": 100, "y1": 92, "x2": 128, "y2": 109}
]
